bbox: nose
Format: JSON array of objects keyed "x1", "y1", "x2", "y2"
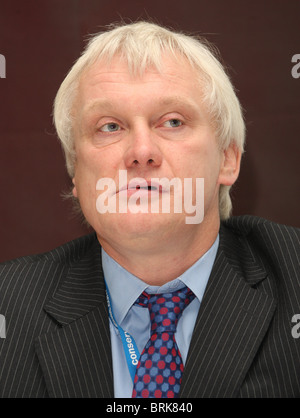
[{"x1": 123, "y1": 125, "x2": 163, "y2": 170}]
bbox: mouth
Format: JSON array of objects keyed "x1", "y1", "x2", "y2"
[
  {"x1": 118, "y1": 180, "x2": 164, "y2": 194},
  {"x1": 129, "y1": 185, "x2": 158, "y2": 191}
]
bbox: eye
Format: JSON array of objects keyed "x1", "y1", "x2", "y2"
[
  {"x1": 99, "y1": 122, "x2": 121, "y2": 132},
  {"x1": 162, "y1": 119, "x2": 183, "y2": 128}
]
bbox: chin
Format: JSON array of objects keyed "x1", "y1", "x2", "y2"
[{"x1": 95, "y1": 212, "x2": 184, "y2": 239}]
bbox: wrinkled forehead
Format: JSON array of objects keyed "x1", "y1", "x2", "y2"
[
  {"x1": 73, "y1": 53, "x2": 207, "y2": 116},
  {"x1": 79, "y1": 51, "x2": 200, "y2": 85}
]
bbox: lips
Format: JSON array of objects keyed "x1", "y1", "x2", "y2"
[{"x1": 118, "y1": 179, "x2": 165, "y2": 194}]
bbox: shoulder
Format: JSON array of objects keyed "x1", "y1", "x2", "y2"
[
  {"x1": 222, "y1": 215, "x2": 300, "y2": 253},
  {"x1": 0, "y1": 233, "x2": 98, "y2": 296},
  {"x1": 223, "y1": 214, "x2": 299, "y2": 234},
  {"x1": 0, "y1": 232, "x2": 98, "y2": 267},
  {"x1": 221, "y1": 215, "x2": 300, "y2": 287}
]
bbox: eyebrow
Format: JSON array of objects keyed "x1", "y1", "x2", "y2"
[
  {"x1": 82, "y1": 95, "x2": 200, "y2": 119},
  {"x1": 157, "y1": 96, "x2": 199, "y2": 113},
  {"x1": 83, "y1": 99, "x2": 115, "y2": 115}
]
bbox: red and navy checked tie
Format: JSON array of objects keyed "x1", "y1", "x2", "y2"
[{"x1": 132, "y1": 286, "x2": 195, "y2": 398}]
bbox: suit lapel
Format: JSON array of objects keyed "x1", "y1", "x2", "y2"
[
  {"x1": 35, "y1": 237, "x2": 114, "y2": 398},
  {"x1": 180, "y1": 224, "x2": 277, "y2": 398}
]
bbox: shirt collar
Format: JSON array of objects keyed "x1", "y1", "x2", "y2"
[{"x1": 102, "y1": 234, "x2": 219, "y2": 326}]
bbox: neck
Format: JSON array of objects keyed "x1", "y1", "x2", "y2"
[{"x1": 98, "y1": 219, "x2": 220, "y2": 286}]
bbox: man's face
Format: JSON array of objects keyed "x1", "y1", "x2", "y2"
[{"x1": 72, "y1": 54, "x2": 240, "y2": 253}]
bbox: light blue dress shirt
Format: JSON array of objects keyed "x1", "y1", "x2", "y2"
[{"x1": 101, "y1": 235, "x2": 219, "y2": 398}]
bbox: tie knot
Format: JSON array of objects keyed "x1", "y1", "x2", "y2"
[{"x1": 135, "y1": 286, "x2": 195, "y2": 334}]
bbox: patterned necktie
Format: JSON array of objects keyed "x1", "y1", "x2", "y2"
[{"x1": 132, "y1": 286, "x2": 195, "y2": 398}]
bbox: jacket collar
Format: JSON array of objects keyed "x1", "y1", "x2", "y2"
[{"x1": 42, "y1": 236, "x2": 106, "y2": 326}]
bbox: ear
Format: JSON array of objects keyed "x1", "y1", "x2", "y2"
[
  {"x1": 72, "y1": 177, "x2": 78, "y2": 198},
  {"x1": 218, "y1": 143, "x2": 242, "y2": 186}
]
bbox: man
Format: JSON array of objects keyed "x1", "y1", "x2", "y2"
[{"x1": 0, "y1": 21, "x2": 299, "y2": 398}]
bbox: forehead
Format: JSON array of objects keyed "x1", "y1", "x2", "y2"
[
  {"x1": 76, "y1": 54, "x2": 202, "y2": 107},
  {"x1": 81, "y1": 52, "x2": 196, "y2": 81}
]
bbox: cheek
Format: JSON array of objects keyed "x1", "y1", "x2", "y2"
[
  {"x1": 73, "y1": 144, "x2": 123, "y2": 206},
  {"x1": 76, "y1": 145, "x2": 100, "y2": 171},
  {"x1": 73, "y1": 149, "x2": 100, "y2": 201},
  {"x1": 176, "y1": 140, "x2": 221, "y2": 180},
  {"x1": 75, "y1": 144, "x2": 118, "y2": 178}
]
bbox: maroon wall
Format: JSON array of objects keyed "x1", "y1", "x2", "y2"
[{"x1": 0, "y1": 0, "x2": 299, "y2": 262}]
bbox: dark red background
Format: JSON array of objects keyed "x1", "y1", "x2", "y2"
[{"x1": 0, "y1": 0, "x2": 299, "y2": 262}]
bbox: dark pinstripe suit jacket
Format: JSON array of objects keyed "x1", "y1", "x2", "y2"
[{"x1": 0, "y1": 215, "x2": 299, "y2": 398}]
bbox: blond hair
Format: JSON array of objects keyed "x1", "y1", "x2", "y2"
[{"x1": 53, "y1": 21, "x2": 245, "y2": 219}]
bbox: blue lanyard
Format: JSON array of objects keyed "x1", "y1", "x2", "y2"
[{"x1": 105, "y1": 283, "x2": 140, "y2": 383}]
